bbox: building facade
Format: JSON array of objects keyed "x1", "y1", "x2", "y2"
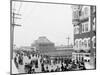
[{"x1": 72, "y1": 5, "x2": 96, "y2": 68}]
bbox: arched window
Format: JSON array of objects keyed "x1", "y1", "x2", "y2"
[
  {"x1": 75, "y1": 39, "x2": 79, "y2": 49},
  {"x1": 79, "y1": 39, "x2": 82, "y2": 49},
  {"x1": 83, "y1": 38, "x2": 88, "y2": 49},
  {"x1": 82, "y1": 39, "x2": 84, "y2": 49},
  {"x1": 87, "y1": 38, "x2": 90, "y2": 49},
  {"x1": 92, "y1": 36, "x2": 96, "y2": 48}
]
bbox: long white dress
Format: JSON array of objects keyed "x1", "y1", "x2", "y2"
[{"x1": 12, "y1": 59, "x2": 19, "y2": 74}]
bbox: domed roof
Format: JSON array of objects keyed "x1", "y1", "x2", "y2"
[{"x1": 35, "y1": 36, "x2": 53, "y2": 44}]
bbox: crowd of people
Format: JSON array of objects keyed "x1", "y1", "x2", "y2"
[{"x1": 13, "y1": 50, "x2": 86, "y2": 74}]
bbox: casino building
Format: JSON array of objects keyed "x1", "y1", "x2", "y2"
[
  {"x1": 31, "y1": 36, "x2": 55, "y2": 53},
  {"x1": 72, "y1": 5, "x2": 96, "y2": 67}
]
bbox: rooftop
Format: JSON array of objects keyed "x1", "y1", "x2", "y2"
[{"x1": 35, "y1": 36, "x2": 54, "y2": 44}]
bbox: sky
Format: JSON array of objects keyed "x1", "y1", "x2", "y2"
[{"x1": 13, "y1": 1, "x2": 74, "y2": 47}]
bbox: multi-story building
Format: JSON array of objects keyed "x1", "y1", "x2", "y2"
[{"x1": 72, "y1": 5, "x2": 96, "y2": 68}]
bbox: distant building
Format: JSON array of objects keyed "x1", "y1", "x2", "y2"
[
  {"x1": 72, "y1": 5, "x2": 96, "y2": 67},
  {"x1": 31, "y1": 36, "x2": 55, "y2": 53}
]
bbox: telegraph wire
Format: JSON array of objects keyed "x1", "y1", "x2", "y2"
[{"x1": 11, "y1": 1, "x2": 22, "y2": 60}]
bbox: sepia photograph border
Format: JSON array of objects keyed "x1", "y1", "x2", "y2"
[{"x1": 10, "y1": 0, "x2": 97, "y2": 75}]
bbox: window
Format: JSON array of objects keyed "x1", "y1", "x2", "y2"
[
  {"x1": 93, "y1": 6, "x2": 96, "y2": 13},
  {"x1": 92, "y1": 36, "x2": 96, "y2": 48},
  {"x1": 74, "y1": 26, "x2": 79, "y2": 34},
  {"x1": 81, "y1": 9, "x2": 84, "y2": 17},
  {"x1": 92, "y1": 6, "x2": 96, "y2": 31},
  {"x1": 76, "y1": 41, "x2": 78, "y2": 48},
  {"x1": 82, "y1": 38, "x2": 90, "y2": 50},
  {"x1": 79, "y1": 39, "x2": 82, "y2": 49},
  {"x1": 84, "y1": 7, "x2": 89, "y2": 17},
  {"x1": 75, "y1": 39, "x2": 79, "y2": 49},
  {"x1": 84, "y1": 39, "x2": 87, "y2": 48},
  {"x1": 79, "y1": 10, "x2": 82, "y2": 16},
  {"x1": 83, "y1": 38, "x2": 89, "y2": 50},
  {"x1": 82, "y1": 22, "x2": 90, "y2": 33},
  {"x1": 87, "y1": 38, "x2": 90, "y2": 48},
  {"x1": 74, "y1": 26, "x2": 76, "y2": 34},
  {"x1": 73, "y1": 11, "x2": 79, "y2": 19},
  {"x1": 92, "y1": 17, "x2": 96, "y2": 31},
  {"x1": 82, "y1": 24, "x2": 85, "y2": 33},
  {"x1": 82, "y1": 39, "x2": 84, "y2": 49},
  {"x1": 85, "y1": 23, "x2": 88, "y2": 32}
]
